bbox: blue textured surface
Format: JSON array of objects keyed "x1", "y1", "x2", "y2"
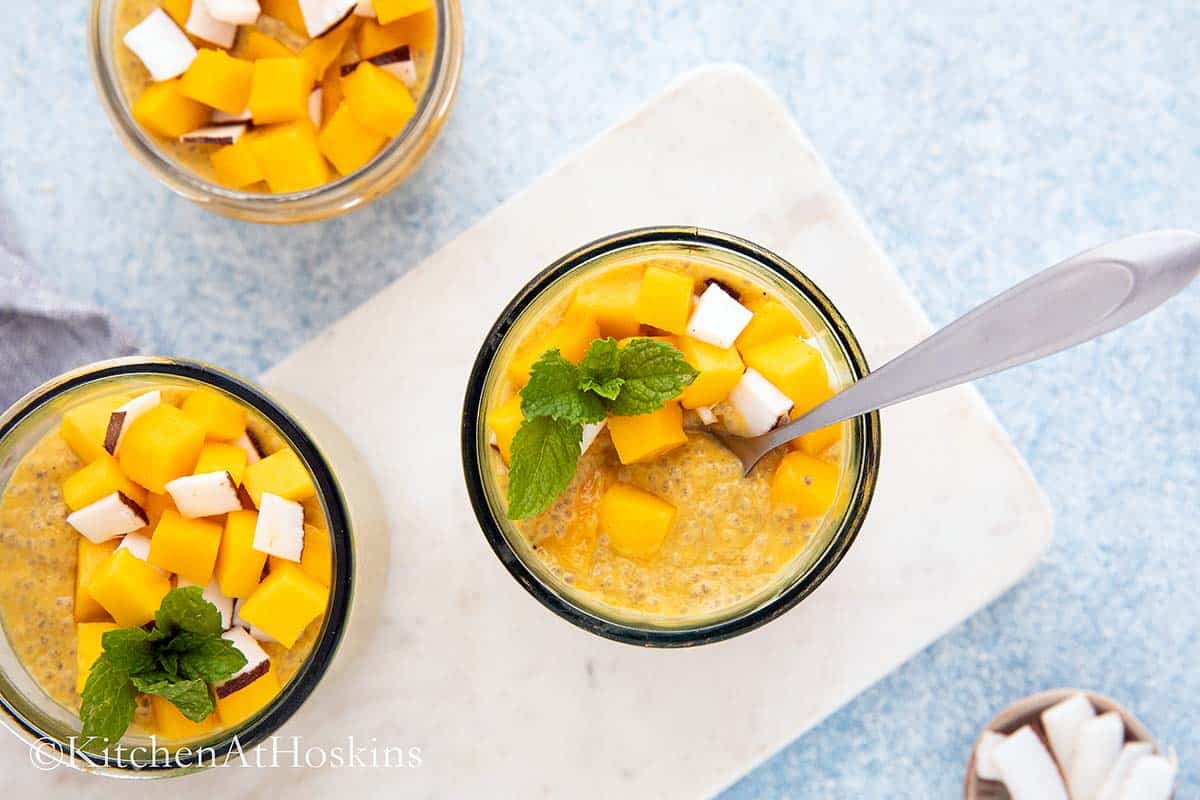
[{"x1": 3, "y1": 1, "x2": 1199, "y2": 797}]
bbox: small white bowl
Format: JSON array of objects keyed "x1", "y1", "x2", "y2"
[{"x1": 963, "y1": 688, "x2": 1168, "y2": 799}]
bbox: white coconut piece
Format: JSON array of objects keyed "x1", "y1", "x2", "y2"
[
  {"x1": 123, "y1": 9, "x2": 198, "y2": 81},
  {"x1": 177, "y1": 576, "x2": 235, "y2": 629},
  {"x1": 723, "y1": 368, "x2": 791, "y2": 437},
  {"x1": 252, "y1": 492, "x2": 305, "y2": 561},
  {"x1": 298, "y1": 0, "x2": 357, "y2": 38},
  {"x1": 992, "y1": 725, "x2": 1069, "y2": 800},
  {"x1": 117, "y1": 531, "x2": 153, "y2": 561},
  {"x1": 67, "y1": 493, "x2": 148, "y2": 543},
  {"x1": 382, "y1": 59, "x2": 417, "y2": 87},
  {"x1": 1067, "y1": 711, "x2": 1126, "y2": 800},
  {"x1": 580, "y1": 420, "x2": 606, "y2": 455},
  {"x1": 1041, "y1": 691, "x2": 1096, "y2": 768},
  {"x1": 104, "y1": 390, "x2": 162, "y2": 455},
  {"x1": 1116, "y1": 754, "x2": 1176, "y2": 800},
  {"x1": 975, "y1": 730, "x2": 1007, "y2": 781},
  {"x1": 308, "y1": 88, "x2": 323, "y2": 128},
  {"x1": 695, "y1": 405, "x2": 718, "y2": 426},
  {"x1": 211, "y1": 108, "x2": 252, "y2": 125},
  {"x1": 204, "y1": 0, "x2": 261, "y2": 25},
  {"x1": 233, "y1": 601, "x2": 277, "y2": 643},
  {"x1": 1096, "y1": 742, "x2": 1154, "y2": 800},
  {"x1": 232, "y1": 431, "x2": 264, "y2": 464},
  {"x1": 214, "y1": 628, "x2": 272, "y2": 696},
  {"x1": 186, "y1": 0, "x2": 238, "y2": 48},
  {"x1": 353, "y1": 0, "x2": 376, "y2": 17},
  {"x1": 165, "y1": 471, "x2": 242, "y2": 518},
  {"x1": 180, "y1": 123, "x2": 248, "y2": 145},
  {"x1": 686, "y1": 283, "x2": 753, "y2": 349}
]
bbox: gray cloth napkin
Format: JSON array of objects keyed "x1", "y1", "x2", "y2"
[{"x1": 0, "y1": 211, "x2": 139, "y2": 410}]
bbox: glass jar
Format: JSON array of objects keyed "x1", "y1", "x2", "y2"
[
  {"x1": 88, "y1": 0, "x2": 464, "y2": 224},
  {"x1": 461, "y1": 227, "x2": 882, "y2": 647},
  {"x1": 0, "y1": 358, "x2": 353, "y2": 775}
]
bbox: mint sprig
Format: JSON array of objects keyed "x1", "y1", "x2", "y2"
[
  {"x1": 506, "y1": 337, "x2": 698, "y2": 519},
  {"x1": 79, "y1": 587, "x2": 248, "y2": 747}
]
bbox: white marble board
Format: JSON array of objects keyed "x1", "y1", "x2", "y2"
[{"x1": 3, "y1": 65, "x2": 1053, "y2": 798}]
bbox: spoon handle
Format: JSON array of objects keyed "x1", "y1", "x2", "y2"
[{"x1": 759, "y1": 230, "x2": 1200, "y2": 452}]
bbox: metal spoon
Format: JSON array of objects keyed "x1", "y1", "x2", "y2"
[{"x1": 716, "y1": 230, "x2": 1200, "y2": 475}]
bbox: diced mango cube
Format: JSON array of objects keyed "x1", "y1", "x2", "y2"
[
  {"x1": 299, "y1": 16, "x2": 356, "y2": 76},
  {"x1": 76, "y1": 622, "x2": 118, "y2": 694},
  {"x1": 75, "y1": 538, "x2": 119, "y2": 623},
  {"x1": 357, "y1": 11, "x2": 435, "y2": 57},
  {"x1": 260, "y1": 0, "x2": 306, "y2": 34},
  {"x1": 373, "y1": 0, "x2": 432, "y2": 24},
  {"x1": 248, "y1": 121, "x2": 331, "y2": 192},
  {"x1": 215, "y1": 663, "x2": 280, "y2": 726},
  {"x1": 215, "y1": 509, "x2": 268, "y2": 598},
  {"x1": 742, "y1": 336, "x2": 832, "y2": 416},
  {"x1": 180, "y1": 49, "x2": 255, "y2": 114},
  {"x1": 242, "y1": 30, "x2": 295, "y2": 60},
  {"x1": 507, "y1": 311, "x2": 600, "y2": 387},
  {"x1": 238, "y1": 562, "x2": 329, "y2": 648},
  {"x1": 607, "y1": 402, "x2": 689, "y2": 464},
  {"x1": 342, "y1": 61, "x2": 415, "y2": 137},
  {"x1": 598, "y1": 483, "x2": 676, "y2": 559},
  {"x1": 59, "y1": 393, "x2": 133, "y2": 464},
  {"x1": 242, "y1": 448, "x2": 315, "y2": 507},
  {"x1": 162, "y1": 0, "x2": 191, "y2": 27},
  {"x1": 736, "y1": 300, "x2": 806, "y2": 354},
  {"x1": 634, "y1": 266, "x2": 695, "y2": 335},
  {"x1": 570, "y1": 267, "x2": 643, "y2": 339},
  {"x1": 676, "y1": 337, "x2": 744, "y2": 409},
  {"x1": 320, "y1": 63, "x2": 344, "y2": 121},
  {"x1": 181, "y1": 387, "x2": 247, "y2": 442},
  {"x1": 143, "y1": 492, "x2": 176, "y2": 529},
  {"x1": 248, "y1": 57, "x2": 316, "y2": 125},
  {"x1": 118, "y1": 404, "x2": 206, "y2": 493},
  {"x1": 194, "y1": 442, "x2": 250, "y2": 485},
  {"x1": 317, "y1": 103, "x2": 388, "y2": 175},
  {"x1": 62, "y1": 453, "x2": 148, "y2": 511},
  {"x1": 148, "y1": 509, "x2": 224, "y2": 585},
  {"x1": 151, "y1": 694, "x2": 219, "y2": 740},
  {"x1": 798, "y1": 422, "x2": 844, "y2": 457},
  {"x1": 211, "y1": 135, "x2": 265, "y2": 188},
  {"x1": 133, "y1": 80, "x2": 211, "y2": 138},
  {"x1": 87, "y1": 549, "x2": 172, "y2": 627},
  {"x1": 269, "y1": 523, "x2": 331, "y2": 587},
  {"x1": 770, "y1": 450, "x2": 840, "y2": 517},
  {"x1": 485, "y1": 394, "x2": 523, "y2": 465}
]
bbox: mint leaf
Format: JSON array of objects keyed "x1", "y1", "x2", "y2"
[
  {"x1": 179, "y1": 636, "x2": 247, "y2": 683},
  {"x1": 155, "y1": 586, "x2": 222, "y2": 638},
  {"x1": 79, "y1": 654, "x2": 137, "y2": 747},
  {"x1": 579, "y1": 338, "x2": 625, "y2": 400},
  {"x1": 158, "y1": 650, "x2": 180, "y2": 679},
  {"x1": 579, "y1": 338, "x2": 620, "y2": 384},
  {"x1": 131, "y1": 674, "x2": 215, "y2": 723},
  {"x1": 507, "y1": 416, "x2": 583, "y2": 520},
  {"x1": 101, "y1": 628, "x2": 156, "y2": 675},
  {"x1": 608, "y1": 338, "x2": 699, "y2": 416},
  {"x1": 520, "y1": 350, "x2": 605, "y2": 423}
]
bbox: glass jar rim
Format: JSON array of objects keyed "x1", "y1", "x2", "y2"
[
  {"x1": 460, "y1": 226, "x2": 882, "y2": 647},
  {"x1": 0, "y1": 357, "x2": 354, "y2": 774},
  {"x1": 87, "y1": 0, "x2": 464, "y2": 224}
]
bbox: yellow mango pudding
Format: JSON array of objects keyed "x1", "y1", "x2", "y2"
[
  {"x1": 463, "y1": 228, "x2": 880, "y2": 645},
  {"x1": 89, "y1": 0, "x2": 463, "y2": 222},
  {"x1": 0, "y1": 359, "x2": 350, "y2": 773}
]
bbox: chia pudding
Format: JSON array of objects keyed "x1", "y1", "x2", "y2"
[
  {"x1": 0, "y1": 375, "x2": 331, "y2": 740},
  {"x1": 479, "y1": 244, "x2": 862, "y2": 625}
]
